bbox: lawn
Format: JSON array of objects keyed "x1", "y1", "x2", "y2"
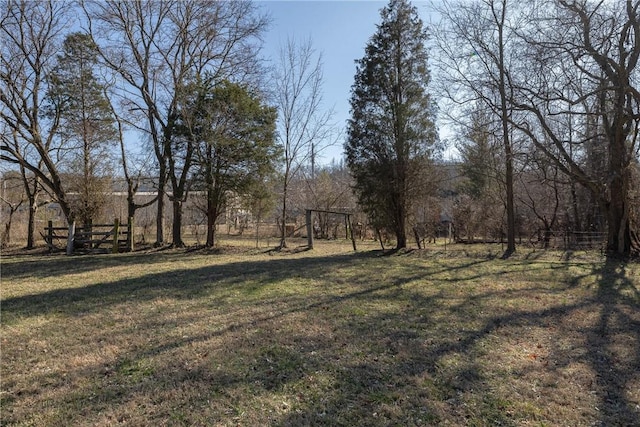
[{"x1": 1, "y1": 241, "x2": 639, "y2": 426}]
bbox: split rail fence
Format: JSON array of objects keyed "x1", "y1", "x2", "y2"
[{"x1": 43, "y1": 218, "x2": 134, "y2": 255}]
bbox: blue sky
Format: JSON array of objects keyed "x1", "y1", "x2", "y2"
[{"x1": 257, "y1": 0, "x2": 436, "y2": 164}]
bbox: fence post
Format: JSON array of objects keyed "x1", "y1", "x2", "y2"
[
  {"x1": 112, "y1": 218, "x2": 120, "y2": 254},
  {"x1": 127, "y1": 217, "x2": 134, "y2": 252},
  {"x1": 348, "y1": 214, "x2": 357, "y2": 251},
  {"x1": 414, "y1": 226, "x2": 422, "y2": 250},
  {"x1": 66, "y1": 221, "x2": 75, "y2": 256},
  {"x1": 47, "y1": 220, "x2": 53, "y2": 251},
  {"x1": 344, "y1": 215, "x2": 349, "y2": 240},
  {"x1": 306, "y1": 209, "x2": 313, "y2": 250}
]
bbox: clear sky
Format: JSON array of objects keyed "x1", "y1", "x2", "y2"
[{"x1": 257, "y1": 0, "x2": 436, "y2": 165}]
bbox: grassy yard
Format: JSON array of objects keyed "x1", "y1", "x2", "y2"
[{"x1": 1, "y1": 240, "x2": 639, "y2": 426}]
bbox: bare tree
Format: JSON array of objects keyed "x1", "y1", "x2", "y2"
[
  {"x1": 0, "y1": 171, "x2": 25, "y2": 248},
  {"x1": 273, "y1": 38, "x2": 335, "y2": 249},
  {"x1": 0, "y1": 0, "x2": 73, "y2": 229},
  {"x1": 434, "y1": 0, "x2": 519, "y2": 257},
  {"x1": 517, "y1": 152, "x2": 563, "y2": 248},
  {"x1": 83, "y1": 0, "x2": 268, "y2": 247},
  {"x1": 510, "y1": 0, "x2": 640, "y2": 256},
  {"x1": 105, "y1": 87, "x2": 157, "y2": 224},
  {"x1": 2, "y1": 126, "x2": 49, "y2": 248}
]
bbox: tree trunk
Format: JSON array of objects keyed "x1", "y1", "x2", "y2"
[
  {"x1": 503, "y1": 145, "x2": 516, "y2": 255},
  {"x1": 155, "y1": 166, "x2": 166, "y2": 246},
  {"x1": 396, "y1": 228, "x2": 407, "y2": 249},
  {"x1": 543, "y1": 221, "x2": 552, "y2": 249},
  {"x1": 22, "y1": 168, "x2": 39, "y2": 249},
  {"x1": 570, "y1": 181, "x2": 581, "y2": 232},
  {"x1": 204, "y1": 145, "x2": 216, "y2": 248},
  {"x1": 206, "y1": 194, "x2": 216, "y2": 248},
  {"x1": 605, "y1": 163, "x2": 631, "y2": 255},
  {"x1": 279, "y1": 181, "x2": 288, "y2": 249},
  {"x1": 497, "y1": 0, "x2": 516, "y2": 258},
  {"x1": 27, "y1": 201, "x2": 36, "y2": 249},
  {"x1": 55, "y1": 183, "x2": 73, "y2": 225},
  {"x1": 604, "y1": 87, "x2": 633, "y2": 256},
  {"x1": 172, "y1": 199, "x2": 184, "y2": 247},
  {"x1": 127, "y1": 188, "x2": 136, "y2": 223},
  {"x1": 395, "y1": 202, "x2": 407, "y2": 249}
]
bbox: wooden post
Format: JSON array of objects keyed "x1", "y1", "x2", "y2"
[
  {"x1": 47, "y1": 220, "x2": 53, "y2": 252},
  {"x1": 414, "y1": 226, "x2": 422, "y2": 249},
  {"x1": 345, "y1": 216, "x2": 349, "y2": 240},
  {"x1": 86, "y1": 223, "x2": 94, "y2": 248},
  {"x1": 306, "y1": 209, "x2": 314, "y2": 249},
  {"x1": 66, "y1": 221, "x2": 75, "y2": 256},
  {"x1": 112, "y1": 218, "x2": 120, "y2": 254},
  {"x1": 377, "y1": 228, "x2": 385, "y2": 251},
  {"x1": 127, "y1": 217, "x2": 134, "y2": 252},
  {"x1": 348, "y1": 214, "x2": 357, "y2": 251}
]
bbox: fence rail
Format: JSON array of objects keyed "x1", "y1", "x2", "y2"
[
  {"x1": 532, "y1": 229, "x2": 606, "y2": 251},
  {"x1": 43, "y1": 218, "x2": 134, "y2": 255}
]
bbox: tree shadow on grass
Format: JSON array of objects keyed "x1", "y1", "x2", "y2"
[
  {"x1": 1, "y1": 251, "x2": 196, "y2": 280},
  {"x1": 2, "y1": 251, "x2": 638, "y2": 425},
  {"x1": 0, "y1": 251, "x2": 378, "y2": 322},
  {"x1": 2, "y1": 252, "x2": 494, "y2": 425},
  {"x1": 584, "y1": 257, "x2": 640, "y2": 425},
  {"x1": 275, "y1": 257, "x2": 640, "y2": 426},
  {"x1": 1, "y1": 251, "x2": 493, "y2": 323}
]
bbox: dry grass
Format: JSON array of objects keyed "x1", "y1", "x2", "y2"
[{"x1": 1, "y1": 240, "x2": 639, "y2": 426}]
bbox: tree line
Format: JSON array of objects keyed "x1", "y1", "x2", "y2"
[
  {"x1": 2, "y1": 0, "x2": 639, "y2": 257},
  {"x1": 434, "y1": 0, "x2": 640, "y2": 257},
  {"x1": 347, "y1": 0, "x2": 639, "y2": 257},
  {"x1": 1, "y1": 0, "x2": 335, "y2": 250}
]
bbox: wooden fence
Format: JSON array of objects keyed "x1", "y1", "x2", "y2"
[{"x1": 43, "y1": 218, "x2": 134, "y2": 255}]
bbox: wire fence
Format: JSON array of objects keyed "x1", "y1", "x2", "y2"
[{"x1": 532, "y1": 230, "x2": 606, "y2": 252}]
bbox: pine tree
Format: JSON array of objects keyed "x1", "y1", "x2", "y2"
[
  {"x1": 46, "y1": 32, "x2": 117, "y2": 226},
  {"x1": 459, "y1": 107, "x2": 496, "y2": 200},
  {"x1": 345, "y1": 0, "x2": 439, "y2": 249}
]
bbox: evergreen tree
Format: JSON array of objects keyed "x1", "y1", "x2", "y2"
[
  {"x1": 345, "y1": 0, "x2": 439, "y2": 249},
  {"x1": 176, "y1": 79, "x2": 279, "y2": 248},
  {"x1": 458, "y1": 107, "x2": 499, "y2": 201},
  {"x1": 46, "y1": 32, "x2": 117, "y2": 226},
  {"x1": 457, "y1": 105, "x2": 504, "y2": 242}
]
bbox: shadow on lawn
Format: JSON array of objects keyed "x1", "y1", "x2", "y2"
[
  {"x1": 1, "y1": 251, "x2": 379, "y2": 320},
  {"x1": 275, "y1": 257, "x2": 640, "y2": 426},
  {"x1": 585, "y1": 258, "x2": 640, "y2": 425},
  {"x1": 1, "y1": 251, "x2": 492, "y2": 323},
  {"x1": 2, "y1": 252, "x2": 493, "y2": 424},
  {"x1": 1, "y1": 250, "x2": 196, "y2": 280},
  {"x1": 3, "y1": 251, "x2": 639, "y2": 426}
]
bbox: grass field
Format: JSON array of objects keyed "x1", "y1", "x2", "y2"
[{"x1": 1, "y1": 240, "x2": 639, "y2": 426}]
